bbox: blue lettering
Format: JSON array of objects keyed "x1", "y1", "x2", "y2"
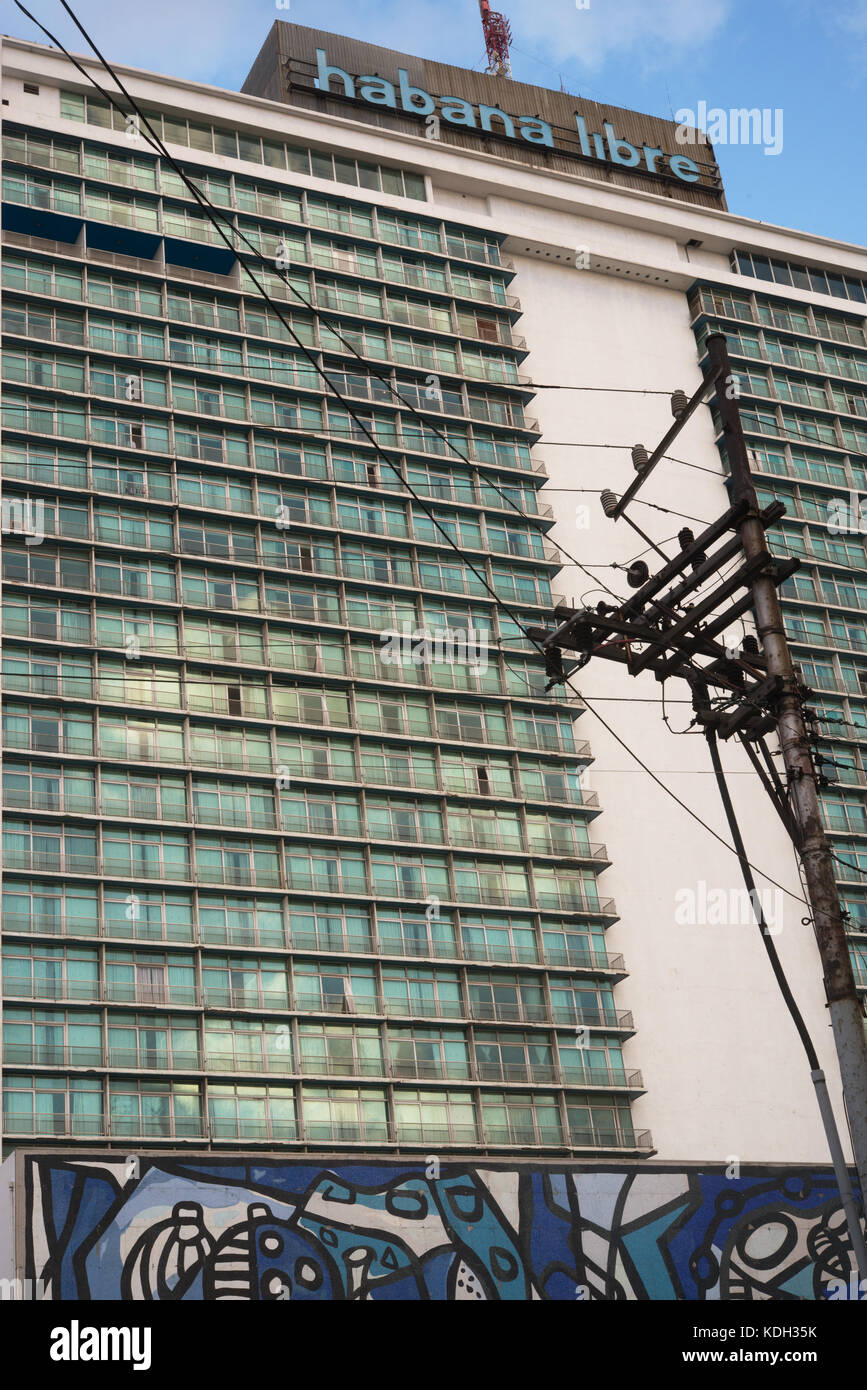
[
  {"x1": 479, "y1": 105, "x2": 515, "y2": 137},
  {"x1": 398, "y1": 68, "x2": 435, "y2": 114},
  {"x1": 359, "y1": 76, "x2": 396, "y2": 107},
  {"x1": 604, "y1": 122, "x2": 640, "y2": 168},
  {"x1": 315, "y1": 49, "x2": 354, "y2": 99},
  {"x1": 575, "y1": 114, "x2": 593, "y2": 157},
  {"x1": 670, "y1": 154, "x2": 700, "y2": 183},
  {"x1": 519, "y1": 118, "x2": 554, "y2": 147},
  {"x1": 440, "y1": 97, "x2": 477, "y2": 127}
]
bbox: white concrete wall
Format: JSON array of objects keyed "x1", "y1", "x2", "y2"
[{"x1": 500, "y1": 244, "x2": 841, "y2": 1163}]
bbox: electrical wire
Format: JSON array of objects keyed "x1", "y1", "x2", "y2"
[
  {"x1": 31, "y1": 99, "x2": 634, "y2": 614},
  {"x1": 705, "y1": 725, "x2": 867, "y2": 1233},
  {"x1": 568, "y1": 690, "x2": 808, "y2": 908},
  {"x1": 661, "y1": 681, "x2": 698, "y2": 736},
  {"x1": 530, "y1": 384, "x2": 676, "y2": 395},
  {"x1": 9, "y1": 0, "x2": 815, "y2": 912},
  {"x1": 13, "y1": 36, "x2": 867, "y2": 800},
  {"x1": 8, "y1": 16, "x2": 567, "y2": 673},
  {"x1": 705, "y1": 725, "x2": 818, "y2": 1064}
]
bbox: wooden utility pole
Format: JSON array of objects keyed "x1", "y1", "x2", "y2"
[{"x1": 706, "y1": 332, "x2": 867, "y2": 1208}]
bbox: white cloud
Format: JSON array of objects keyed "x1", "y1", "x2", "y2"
[
  {"x1": 503, "y1": 0, "x2": 733, "y2": 73},
  {"x1": 284, "y1": 0, "x2": 735, "y2": 76},
  {"x1": 7, "y1": 0, "x2": 275, "y2": 85},
  {"x1": 837, "y1": 0, "x2": 867, "y2": 34},
  {"x1": 6, "y1": 0, "x2": 734, "y2": 88}
]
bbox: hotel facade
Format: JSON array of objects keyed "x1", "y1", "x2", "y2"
[{"x1": 1, "y1": 22, "x2": 866, "y2": 1172}]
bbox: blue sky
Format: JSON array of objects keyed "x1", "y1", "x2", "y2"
[{"x1": 7, "y1": 0, "x2": 866, "y2": 245}]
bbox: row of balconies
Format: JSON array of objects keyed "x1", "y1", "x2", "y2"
[
  {"x1": 3, "y1": 711, "x2": 588, "y2": 761},
  {"x1": 1, "y1": 790, "x2": 607, "y2": 861},
  {"x1": 2, "y1": 563, "x2": 555, "y2": 624},
  {"x1": 4, "y1": 508, "x2": 563, "y2": 572},
  {"x1": 3, "y1": 354, "x2": 542, "y2": 437},
  {"x1": 2, "y1": 452, "x2": 555, "y2": 521},
  {"x1": 2, "y1": 1111, "x2": 652, "y2": 1151},
  {"x1": 2, "y1": 914, "x2": 621, "y2": 972},
  {"x1": 2, "y1": 980, "x2": 632, "y2": 1030},
  {"x1": 2, "y1": 639, "x2": 561, "y2": 713},
  {"x1": 1, "y1": 243, "x2": 527, "y2": 352},
  {"x1": 698, "y1": 326, "x2": 867, "y2": 387},
  {"x1": 2, "y1": 403, "x2": 544, "y2": 492},
  {"x1": 690, "y1": 287, "x2": 867, "y2": 351},
  {"x1": 3, "y1": 1043, "x2": 642, "y2": 1091},
  {"x1": 1, "y1": 851, "x2": 612, "y2": 918},
  {"x1": 1, "y1": 163, "x2": 519, "y2": 306},
  {"x1": 6, "y1": 532, "x2": 552, "y2": 602},
  {"x1": 3, "y1": 192, "x2": 515, "y2": 275},
  {"x1": 4, "y1": 296, "x2": 533, "y2": 394},
  {"x1": 704, "y1": 364, "x2": 867, "y2": 432},
  {"x1": 1, "y1": 608, "x2": 566, "y2": 675},
  {"x1": 1, "y1": 230, "x2": 531, "y2": 389},
  {"x1": 0, "y1": 732, "x2": 597, "y2": 808},
  {"x1": 711, "y1": 395, "x2": 867, "y2": 463}
]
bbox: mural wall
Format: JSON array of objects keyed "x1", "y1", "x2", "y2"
[{"x1": 18, "y1": 1155, "x2": 861, "y2": 1300}]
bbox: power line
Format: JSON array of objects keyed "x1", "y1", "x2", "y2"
[
  {"x1": 43, "y1": 28, "x2": 773, "y2": 726},
  {"x1": 529, "y1": 384, "x2": 676, "y2": 395},
  {"x1": 543, "y1": 442, "x2": 726, "y2": 479},
  {"x1": 10, "y1": 16, "x2": 550, "y2": 652},
  {"x1": 11, "y1": 0, "x2": 815, "y2": 915},
  {"x1": 20, "y1": 91, "x2": 629, "y2": 612},
  {"x1": 706, "y1": 726, "x2": 818, "y2": 1060},
  {"x1": 22, "y1": 3, "x2": 654, "y2": 641},
  {"x1": 541, "y1": 489, "x2": 713, "y2": 526},
  {"x1": 576, "y1": 689, "x2": 808, "y2": 908}
]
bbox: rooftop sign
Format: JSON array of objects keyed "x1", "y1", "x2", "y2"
[
  {"x1": 315, "y1": 48, "x2": 703, "y2": 186},
  {"x1": 242, "y1": 24, "x2": 725, "y2": 207}
]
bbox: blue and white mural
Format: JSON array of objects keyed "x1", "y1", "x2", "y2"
[{"x1": 22, "y1": 1156, "x2": 860, "y2": 1300}]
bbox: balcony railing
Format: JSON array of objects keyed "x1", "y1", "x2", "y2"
[
  {"x1": 561, "y1": 1065, "x2": 644, "y2": 1090},
  {"x1": 3, "y1": 1043, "x2": 203, "y2": 1071},
  {"x1": 209, "y1": 1118, "x2": 299, "y2": 1140},
  {"x1": 3, "y1": 1114, "x2": 204, "y2": 1139},
  {"x1": 3, "y1": 848, "x2": 100, "y2": 875},
  {"x1": 0, "y1": 727, "x2": 92, "y2": 756},
  {"x1": 107, "y1": 1047, "x2": 202, "y2": 1071},
  {"x1": 2, "y1": 789, "x2": 97, "y2": 816},
  {"x1": 3, "y1": 972, "x2": 100, "y2": 1001},
  {"x1": 569, "y1": 1126, "x2": 653, "y2": 1151},
  {"x1": 0, "y1": 1112, "x2": 652, "y2": 1150},
  {"x1": 391, "y1": 1121, "x2": 479, "y2": 1145},
  {"x1": 0, "y1": 913, "x2": 626, "y2": 976},
  {"x1": 1, "y1": 848, "x2": 617, "y2": 919},
  {"x1": 4, "y1": 1043, "x2": 103, "y2": 1067},
  {"x1": 3, "y1": 1038, "x2": 645, "y2": 1092},
  {"x1": 104, "y1": 981, "x2": 198, "y2": 1007},
  {"x1": 301, "y1": 1120, "x2": 387, "y2": 1143},
  {"x1": 202, "y1": 985, "x2": 290, "y2": 1011}
]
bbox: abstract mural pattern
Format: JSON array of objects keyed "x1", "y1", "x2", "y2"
[{"x1": 20, "y1": 1155, "x2": 860, "y2": 1300}]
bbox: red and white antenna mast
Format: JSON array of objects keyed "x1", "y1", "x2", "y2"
[{"x1": 479, "y1": 0, "x2": 513, "y2": 78}]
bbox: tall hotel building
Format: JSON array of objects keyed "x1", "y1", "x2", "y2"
[{"x1": 1, "y1": 22, "x2": 866, "y2": 1168}]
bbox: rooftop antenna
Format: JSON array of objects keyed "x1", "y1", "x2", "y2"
[{"x1": 479, "y1": 0, "x2": 513, "y2": 78}]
